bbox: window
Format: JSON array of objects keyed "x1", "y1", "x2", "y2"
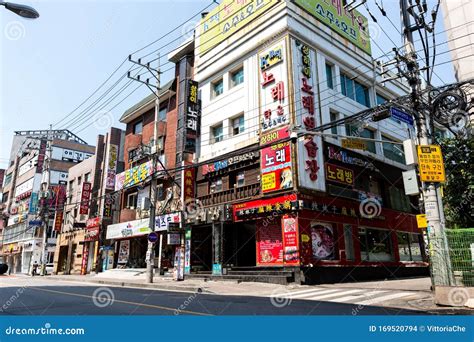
[
  {"x1": 159, "y1": 108, "x2": 167, "y2": 121},
  {"x1": 330, "y1": 112, "x2": 339, "y2": 138},
  {"x1": 231, "y1": 67, "x2": 244, "y2": 87},
  {"x1": 232, "y1": 115, "x2": 244, "y2": 135},
  {"x1": 210, "y1": 178, "x2": 223, "y2": 193},
  {"x1": 382, "y1": 136, "x2": 405, "y2": 164},
  {"x1": 340, "y1": 72, "x2": 370, "y2": 107},
  {"x1": 326, "y1": 63, "x2": 334, "y2": 89},
  {"x1": 389, "y1": 186, "x2": 411, "y2": 212},
  {"x1": 211, "y1": 124, "x2": 224, "y2": 143},
  {"x1": 84, "y1": 172, "x2": 91, "y2": 183},
  {"x1": 359, "y1": 228, "x2": 393, "y2": 261},
  {"x1": 345, "y1": 124, "x2": 376, "y2": 153},
  {"x1": 236, "y1": 171, "x2": 245, "y2": 187},
  {"x1": 126, "y1": 192, "x2": 138, "y2": 209},
  {"x1": 212, "y1": 79, "x2": 224, "y2": 98},
  {"x1": 397, "y1": 232, "x2": 423, "y2": 261},
  {"x1": 77, "y1": 176, "x2": 82, "y2": 186},
  {"x1": 376, "y1": 93, "x2": 389, "y2": 105},
  {"x1": 133, "y1": 121, "x2": 143, "y2": 134},
  {"x1": 4, "y1": 173, "x2": 12, "y2": 186},
  {"x1": 344, "y1": 224, "x2": 355, "y2": 261}
]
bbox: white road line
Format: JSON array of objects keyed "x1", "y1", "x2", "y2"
[
  {"x1": 355, "y1": 292, "x2": 415, "y2": 306},
  {"x1": 276, "y1": 287, "x2": 332, "y2": 296},
  {"x1": 330, "y1": 291, "x2": 388, "y2": 303},
  {"x1": 288, "y1": 289, "x2": 342, "y2": 299},
  {"x1": 305, "y1": 289, "x2": 364, "y2": 301}
]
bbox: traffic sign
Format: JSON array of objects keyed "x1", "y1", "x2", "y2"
[
  {"x1": 341, "y1": 138, "x2": 366, "y2": 150},
  {"x1": 148, "y1": 232, "x2": 158, "y2": 243},
  {"x1": 416, "y1": 214, "x2": 428, "y2": 229},
  {"x1": 390, "y1": 107, "x2": 414, "y2": 126},
  {"x1": 417, "y1": 145, "x2": 446, "y2": 182}
]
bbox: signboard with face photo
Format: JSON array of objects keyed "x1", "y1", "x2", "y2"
[{"x1": 310, "y1": 222, "x2": 336, "y2": 260}]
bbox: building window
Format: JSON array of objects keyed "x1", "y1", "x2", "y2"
[
  {"x1": 236, "y1": 171, "x2": 245, "y2": 187},
  {"x1": 77, "y1": 176, "x2": 82, "y2": 186},
  {"x1": 389, "y1": 186, "x2": 411, "y2": 212},
  {"x1": 84, "y1": 172, "x2": 91, "y2": 183},
  {"x1": 326, "y1": 63, "x2": 334, "y2": 89},
  {"x1": 382, "y1": 136, "x2": 405, "y2": 164},
  {"x1": 232, "y1": 115, "x2": 244, "y2": 136},
  {"x1": 376, "y1": 93, "x2": 389, "y2": 105},
  {"x1": 159, "y1": 108, "x2": 167, "y2": 121},
  {"x1": 330, "y1": 112, "x2": 338, "y2": 138},
  {"x1": 345, "y1": 124, "x2": 376, "y2": 153},
  {"x1": 210, "y1": 178, "x2": 223, "y2": 193},
  {"x1": 230, "y1": 67, "x2": 244, "y2": 87},
  {"x1": 4, "y1": 173, "x2": 12, "y2": 186},
  {"x1": 359, "y1": 228, "x2": 393, "y2": 262},
  {"x1": 212, "y1": 79, "x2": 224, "y2": 98},
  {"x1": 397, "y1": 232, "x2": 423, "y2": 261},
  {"x1": 133, "y1": 121, "x2": 143, "y2": 134},
  {"x1": 340, "y1": 72, "x2": 370, "y2": 107},
  {"x1": 126, "y1": 192, "x2": 138, "y2": 209},
  {"x1": 211, "y1": 124, "x2": 224, "y2": 143}
]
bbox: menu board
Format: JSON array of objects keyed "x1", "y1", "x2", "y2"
[{"x1": 282, "y1": 215, "x2": 300, "y2": 265}]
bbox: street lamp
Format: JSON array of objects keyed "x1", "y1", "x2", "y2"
[{"x1": 0, "y1": 2, "x2": 39, "y2": 19}]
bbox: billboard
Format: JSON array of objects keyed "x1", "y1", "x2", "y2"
[{"x1": 294, "y1": 0, "x2": 371, "y2": 54}]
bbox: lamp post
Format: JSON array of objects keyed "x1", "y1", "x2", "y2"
[{"x1": 0, "y1": 2, "x2": 39, "y2": 18}]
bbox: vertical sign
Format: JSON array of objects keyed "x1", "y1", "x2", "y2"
[
  {"x1": 260, "y1": 128, "x2": 293, "y2": 193},
  {"x1": 184, "y1": 228, "x2": 191, "y2": 274},
  {"x1": 184, "y1": 80, "x2": 200, "y2": 153},
  {"x1": 292, "y1": 39, "x2": 325, "y2": 192},
  {"x1": 54, "y1": 185, "x2": 66, "y2": 231},
  {"x1": 282, "y1": 215, "x2": 300, "y2": 265},
  {"x1": 28, "y1": 192, "x2": 39, "y2": 215},
  {"x1": 259, "y1": 40, "x2": 290, "y2": 132},
  {"x1": 105, "y1": 144, "x2": 118, "y2": 190},
  {"x1": 36, "y1": 140, "x2": 47, "y2": 173},
  {"x1": 79, "y1": 182, "x2": 92, "y2": 215},
  {"x1": 256, "y1": 221, "x2": 283, "y2": 266},
  {"x1": 182, "y1": 164, "x2": 195, "y2": 203},
  {"x1": 81, "y1": 243, "x2": 90, "y2": 275}
]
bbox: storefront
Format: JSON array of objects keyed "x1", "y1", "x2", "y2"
[
  {"x1": 81, "y1": 217, "x2": 100, "y2": 274},
  {"x1": 2, "y1": 243, "x2": 22, "y2": 274}
]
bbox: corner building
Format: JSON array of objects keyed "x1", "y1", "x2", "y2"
[{"x1": 190, "y1": 0, "x2": 428, "y2": 284}]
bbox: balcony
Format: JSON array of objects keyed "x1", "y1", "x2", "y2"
[
  {"x1": 198, "y1": 183, "x2": 260, "y2": 207},
  {"x1": 120, "y1": 208, "x2": 137, "y2": 223}
]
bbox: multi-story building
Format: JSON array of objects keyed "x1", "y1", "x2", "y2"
[
  {"x1": 0, "y1": 130, "x2": 95, "y2": 274},
  {"x1": 54, "y1": 127, "x2": 125, "y2": 275},
  {"x1": 186, "y1": 0, "x2": 427, "y2": 284}
]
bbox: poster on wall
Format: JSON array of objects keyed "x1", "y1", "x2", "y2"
[
  {"x1": 291, "y1": 39, "x2": 326, "y2": 192},
  {"x1": 117, "y1": 240, "x2": 130, "y2": 264},
  {"x1": 259, "y1": 40, "x2": 290, "y2": 133},
  {"x1": 310, "y1": 222, "x2": 336, "y2": 260},
  {"x1": 282, "y1": 215, "x2": 300, "y2": 265},
  {"x1": 256, "y1": 222, "x2": 283, "y2": 266}
]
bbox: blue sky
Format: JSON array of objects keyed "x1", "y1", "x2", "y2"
[{"x1": 0, "y1": 0, "x2": 455, "y2": 168}]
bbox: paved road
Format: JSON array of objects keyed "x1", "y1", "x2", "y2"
[{"x1": 0, "y1": 276, "x2": 436, "y2": 315}]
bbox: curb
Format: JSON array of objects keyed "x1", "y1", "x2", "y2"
[{"x1": 46, "y1": 276, "x2": 207, "y2": 293}]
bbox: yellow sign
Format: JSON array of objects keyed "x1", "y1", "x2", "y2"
[
  {"x1": 416, "y1": 214, "x2": 428, "y2": 229},
  {"x1": 301, "y1": 234, "x2": 310, "y2": 243},
  {"x1": 261, "y1": 173, "x2": 276, "y2": 191},
  {"x1": 341, "y1": 138, "x2": 366, "y2": 150},
  {"x1": 198, "y1": 0, "x2": 279, "y2": 55},
  {"x1": 417, "y1": 145, "x2": 446, "y2": 183}
]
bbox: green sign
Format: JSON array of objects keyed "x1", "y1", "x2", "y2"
[{"x1": 294, "y1": 0, "x2": 371, "y2": 55}]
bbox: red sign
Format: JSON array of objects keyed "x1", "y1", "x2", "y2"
[
  {"x1": 81, "y1": 243, "x2": 89, "y2": 275},
  {"x1": 54, "y1": 185, "x2": 66, "y2": 231},
  {"x1": 261, "y1": 141, "x2": 292, "y2": 193},
  {"x1": 79, "y1": 182, "x2": 92, "y2": 215},
  {"x1": 260, "y1": 127, "x2": 290, "y2": 146},
  {"x1": 325, "y1": 163, "x2": 354, "y2": 186},
  {"x1": 256, "y1": 222, "x2": 283, "y2": 266},
  {"x1": 233, "y1": 194, "x2": 297, "y2": 221},
  {"x1": 86, "y1": 217, "x2": 100, "y2": 228},
  {"x1": 282, "y1": 215, "x2": 300, "y2": 265},
  {"x1": 36, "y1": 140, "x2": 47, "y2": 174},
  {"x1": 183, "y1": 165, "x2": 195, "y2": 202},
  {"x1": 85, "y1": 226, "x2": 100, "y2": 242}
]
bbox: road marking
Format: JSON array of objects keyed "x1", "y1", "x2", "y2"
[
  {"x1": 288, "y1": 289, "x2": 342, "y2": 299},
  {"x1": 278, "y1": 288, "x2": 329, "y2": 296},
  {"x1": 28, "y1": 287, "x2": 212, "y2": 316},
  {"x1": 330, "y1": 291, "x2": 387, "y2": 303},
  {"x1": 305, "y1": 289, "x2": 364, "y2": 300},
  {"x1": 355, "y1": 292, "x2": 414, "y2": 306}
]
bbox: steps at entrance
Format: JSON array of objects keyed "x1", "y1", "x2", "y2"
[{"x1": 186, "y1": 268, "x2": 294, "y2": 285}]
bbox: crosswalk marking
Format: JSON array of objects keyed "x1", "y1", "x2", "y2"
[
  {"x1": 305, "y1": 289, "x2": 364, "y2": 301},
  {"x1": 287, "y1": 289, "x2": 341, "y2": 299},
  {"x1": 279, "y1": 288, "x2": 330, "y2": 297},
  {"x1": 355, "y1": 292, "x2": 414, "y2": 306},
  {"x1": 330, "y1": 291, "x2": 387, "y2": 303}
]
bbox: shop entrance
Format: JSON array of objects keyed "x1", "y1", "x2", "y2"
[
  {"x1": 223, "y1": 223, "x2": 256, "y2": 267},
  {"x1": 190, "y1": 225, "x2": 212, "y2": 272}
]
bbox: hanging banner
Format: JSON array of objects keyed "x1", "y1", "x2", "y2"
[
  {"x1": 184, "y1": 228, "x2": 191, "y2": 274},
  {"x1": 79, "y1": 182, "x2": 92, "y2": 215},
  {"x1": 81, "y1": 243, "x2": 90, "y2": 275},
  {"x1": 293, "y1": 0, "x2": 371, "y2": 54},
  {"x1": 105, "y1": 144, "x2": 118, "y2": 190}
]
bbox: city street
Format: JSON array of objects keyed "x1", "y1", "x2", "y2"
[{"x1": 0, "y1": 275, "x2": 435, "y2": 316}]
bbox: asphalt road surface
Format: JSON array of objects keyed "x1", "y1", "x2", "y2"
[{"x1": 0, "y1": 276, "x2": 430, "y2": 315}]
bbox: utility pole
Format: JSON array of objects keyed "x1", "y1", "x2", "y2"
[
  {"x1": 128, "y1": 54, "x2": 161, "y2": 283},
  {"x1": 399, "y1": 0, "x2": 453, "y2": 287},
  {"x1": 40, "y1": 124, "x2": 53, "y2": 276}
]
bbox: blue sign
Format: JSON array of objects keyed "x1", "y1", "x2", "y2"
[
  {"x1": 212, "y1": 263, "x2": 222, "y2": 275},
  {"x1": 28, "y1": 193, "x2": 39, "y2": 215},
  {"x1": 148, "y1": 232, "x2": 159, "y2": 243},
  {"x1": 390, "y1": 107, "x2": 414, "y2": 126},
  {"x1": 28, "y1": 220, "x2": 42, "y2": 226}
]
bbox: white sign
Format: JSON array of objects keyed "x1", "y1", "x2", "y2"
[
  {"x1": 167, "y1": 234, "x2": 181, "y2": 245},
  {"x1": 55, "y1": 148, "x2": 93, "y2": 163},
  {"x1": 259, "y1": 40, "x2": 290, "y2": 132},
  {"x1": 106, "y1": 218, "x2": 152, "y2": 239},
  {"x1": 50, "y1": 170, "x2": 68, "y2": 185},
  {"x1": 14, "y1": 177, "x2": 35, "y2": 197},
  {"x1": 155, "y1": 212, "x2": 181, "y2": 231},
  {"x1": 18, "y1": 156, "x2": 38, "y2": 177}
]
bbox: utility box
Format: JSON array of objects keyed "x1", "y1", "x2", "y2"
[
  {"x1": 403, "y1": 139, "x2": 418, "y2": 165},
  {"x1": 402, "y1": 169, "x2": 419, "y2": 195}
]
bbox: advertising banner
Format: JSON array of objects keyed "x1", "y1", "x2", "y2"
[
  {"x1": 184, "y1": 228, "x2": 191, "y2": 274},
  {"x1": 256, "y1": 222, "x2": 283, "y2": 266},
  {"x1": 81, "y1": 243, "x2": 90, "y2": 275},
  {"x1": 282, "y1": 215, "x2": 300, "y2": 265},
  {"x1": 259, "y1": 40, "x2": 290, "y2": 132},
  {"x1": 115, "y1": 160, "x2": 157, "y2": 191},
  {"x1": 117, "y1": 240, "x2": 130, "y2": 264},
  {"x1": 185, "y1": 80, "x2": 201, "y2": 153},
  {"x1": 155, "y1": 212, "x2": 181, "y2": 232},
  {"x1": 79, "y1": 182, "x2": 92, "y2": 215},
  {"x1": 293, "y1": 0, "x2": 371, "y2": 54},
  {"x1": 261, "y1": 141, "x2": 292, "y2": 193},
  {"x1": 106, "y1": 218, "x2": 152, "y2": 239},
  {"x1": 105, "y1": 144, "x2": 118, "y2": 190},
  {"x1": 233, "y1": 193, "x2": 297, "y2": 221},
  {"x1": 198, "y1": 0, "x2": 278, "y2": 55},
  {"x1": 310, "y1": 222, "x2": 336, "y2": 260}
]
